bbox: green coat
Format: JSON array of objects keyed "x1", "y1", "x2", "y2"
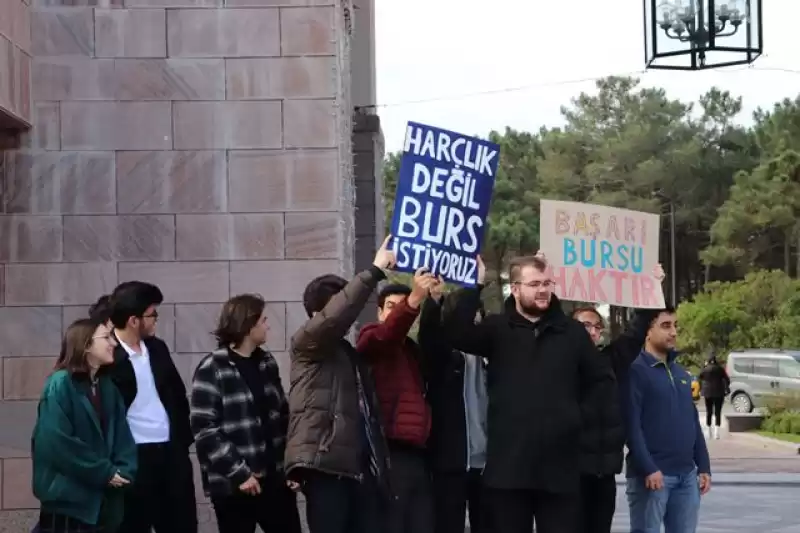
[{"x1": 32, "y1": 370, "x2": 137, "y2": 530}]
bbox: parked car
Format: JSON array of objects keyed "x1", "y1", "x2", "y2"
[{"x1": 726, "y1": 349, "x2": 800, "y2": 413}]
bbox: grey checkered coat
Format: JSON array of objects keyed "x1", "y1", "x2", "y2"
[{"x1": 190, "y1": 348, "x2": 289, "y2": 496}]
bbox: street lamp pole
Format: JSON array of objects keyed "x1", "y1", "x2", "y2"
[{"x1": 669, "y1": 201, "x2": 677, "y2": 306}]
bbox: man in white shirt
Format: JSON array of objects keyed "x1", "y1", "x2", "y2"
[{"x1": 106, "y1": 281, "x2": 197, "y2": 533}]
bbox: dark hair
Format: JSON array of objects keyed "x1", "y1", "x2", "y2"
[
  {"x1": 89, "y1": 294, "x2": 112, "y2": 323},
  {"x1": 572, "y1": 306, "x2": 603, "y2": 324},
  {"x1": 109, "y1": 281, "x2": 164, "y2": 329},
  {"x1": 508, "y1": 255, "x2": 548, "y2": 283},
  {"x1": 303, "y1": 274, "x2": 348, "y2": 317},
  {"x1": 377, "y1": 284, "x2": 411, "y2": 308},
  {"x1": 644, "y1": 306, "x2": 677, "y2": 329},
  {"x1": 214, "y1": 294, "x2": 266, "y2": 348},
  {"x1": 55, "y1": 318, "x2": 104, "y2": 376}
]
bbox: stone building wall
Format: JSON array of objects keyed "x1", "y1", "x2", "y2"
[
  {"x1": 0, "y1": 0, "x2": 32, "y2": 132},
  {"x1": 0, "y1": 0, "x2": 382, "y2": 529}
]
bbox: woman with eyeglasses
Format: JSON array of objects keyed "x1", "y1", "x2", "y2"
[{"x1": 31, "y1": 318, "x2": 137, "y2": 533}]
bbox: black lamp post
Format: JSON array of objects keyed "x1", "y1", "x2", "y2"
[{"x1": 644, "y1": 0, "x2": 763, "y2": 70}]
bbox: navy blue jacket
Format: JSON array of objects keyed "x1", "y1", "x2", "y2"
[{"x1": 625, "y1": 350, "x2": 710, "y2": 478}]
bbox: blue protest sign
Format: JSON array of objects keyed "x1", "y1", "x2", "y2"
[{"x1": 389, "y1": 122, "x2": 499, "y2": 286}]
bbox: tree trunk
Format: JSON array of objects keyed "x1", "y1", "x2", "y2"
[
  {"x1": 785, "y1": 237, "x2": 791, "y2": 276},
  {"x1": 610, "y1": 306, "x2": 623, "y2": 338},
  {"x1": 493, "y1": 265, "x2": 504, "y2": 311},
  {"x1": 485, "y1": 246, "x2": 507, "y2": 313},
  {"x1": 796, "y1": 234, "x2": 800, "y2": 279}
]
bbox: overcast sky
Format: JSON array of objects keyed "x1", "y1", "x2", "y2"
[{"x1": 375, "y1": 0, "x2": 800, "y2": 154}]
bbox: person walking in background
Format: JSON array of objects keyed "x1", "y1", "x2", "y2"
[
  {"x1": 446, "y1": 255, "x2": 611, "y2": 533},
  {"x1": 107, "y1": 281, "x2": 197, "y2": 533},
  {"x1": 191, "y1": 294, "x2": 301, "y2": 533},
  {"x1": 356, "y1": 271, "x2": 439, "y2": 533},
  {"x1": 699, "y1": 354, "x2": 730, "y2": 440},
  {"x1": 419, "y1": 286, "x2": 489, "y2": 533},
  {"x1": 32, "y1": 318, "x2": 137, "y2": 533},
  {"x1": 284, "y1": 237, "x2": 395, "y2": 533},
  {"x1": 625, "y1": 307, "x2": 711, "y2": 533}
]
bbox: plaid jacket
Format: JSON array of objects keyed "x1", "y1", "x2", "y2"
[{"x1": 190, "y1": 348, "x2": 289, "y2": 496}]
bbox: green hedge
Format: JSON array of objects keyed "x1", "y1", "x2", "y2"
[
  {"x1": 761, "y1": 394, "x2": 800, "y2": 435},
  {"x1": 761, "y1": 411, "x2": 800, "y2": 435}
]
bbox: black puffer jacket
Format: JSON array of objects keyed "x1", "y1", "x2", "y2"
[
  {"x1": 579, "y1": 312, "x2": 651, "y2": 477},
  {"x1": 419, "y1": 293, "x2": 487, "y2": 473},
  {"x1": 446, "y1": 289, "x2": 611, "y2": 493},
  {"x1": 699, "y1": 362, "x2": 730, "y2": 398}
]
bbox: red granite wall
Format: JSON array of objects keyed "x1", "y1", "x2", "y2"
[
  {"x1": 0, "y1": 1, "x2": 381, "y2": 530},
  {"x1": 0, "y1": 0, "x2": 32, "y2": 131}
]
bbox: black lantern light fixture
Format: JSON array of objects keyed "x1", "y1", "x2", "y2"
[{"x1": 644, "y1": 0, "x2": 762, "y2": 70}]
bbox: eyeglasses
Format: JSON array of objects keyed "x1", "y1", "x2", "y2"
[
  {"x1": 581, "y1": 321, "x2": 605, "y2": 333},
  {"x1": 513, "y1": 280, "x2": 555, "y2": 289},
  {"x1": 141, "y1": 311, "x2": 159, "y2": 321},
  {"x1": 86, "y1": 333, "x2": 117, "y2": 351}
]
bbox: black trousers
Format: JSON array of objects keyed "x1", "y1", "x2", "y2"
[
  {"x1": 579, "y1": 475, "x2": 617, "y2": 533},
  {"x1": 38, "y1": 512, "x2": 103, "y2": 533},
  {"x1": 302, "y1": 470, "x2": 384, "y2": 533},
  {"x1": 705, "y1": 396, "x2": 724, "y2": 426},
  {"x1": 118, "y1": 442, "x2": 197, "y2": 533},
  {"x1": 386, "y1": 445, "x2": 434, "y2": 533},
  {"x1": 211, "y1": 477, "x2": 302, "y2": 533},
  {"x1": 484, "y1": 487, "x2": 579, "y2": 533},
  {"x1": 433, "y1": 468, "x2": 485, "y2": 533}
]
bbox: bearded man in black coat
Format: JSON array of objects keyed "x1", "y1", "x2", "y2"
[{"x1": 446, "y1": 255, "x2": 612, "y2": 533}]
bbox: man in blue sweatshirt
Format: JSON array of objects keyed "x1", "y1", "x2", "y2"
[{"x1": 625, "y1": 307, "x2": 711, "y2": 533}]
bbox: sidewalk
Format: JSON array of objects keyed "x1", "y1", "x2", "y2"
[
  {"x1": 616, "y1": 424, "x2": 800, "y2": 484},
  {"x1": 614, "y1": 472, "x2": 800, "y2": 486}
]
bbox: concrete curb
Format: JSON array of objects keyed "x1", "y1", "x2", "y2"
[{"x1": 727, "y1": 431, "x2": 800, "y2": 454}]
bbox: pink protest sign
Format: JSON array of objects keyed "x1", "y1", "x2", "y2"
[{"x1": 539, "y1": 200, "x2": 666, "y2": 309}]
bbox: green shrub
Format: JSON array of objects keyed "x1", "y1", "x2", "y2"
[
  {"x1": 761, "y1": 410, "x2": 800, "y2": 435},
  {"x1": 763, "y1": 393, "x2": 800, "y2": 418}
]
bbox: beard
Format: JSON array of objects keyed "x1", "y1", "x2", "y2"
[
  {"x1": 518, "y1": 297, "x2": 549, "y2": 317},
  {"x1": 650, "y1": 338, "x2": 676, "y2": 354}
]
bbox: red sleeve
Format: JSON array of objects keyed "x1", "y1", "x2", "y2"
[{"x1": 356, "y1": 298, "x2": 420, "y2": 354}]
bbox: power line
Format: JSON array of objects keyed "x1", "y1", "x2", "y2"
[{"x1": 362, "y1": 65, "x2": 800, "y2": 110}]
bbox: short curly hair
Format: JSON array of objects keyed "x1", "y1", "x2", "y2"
[{"x1": 377, "y1": 284, "x2": 411, "y2": 308}]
